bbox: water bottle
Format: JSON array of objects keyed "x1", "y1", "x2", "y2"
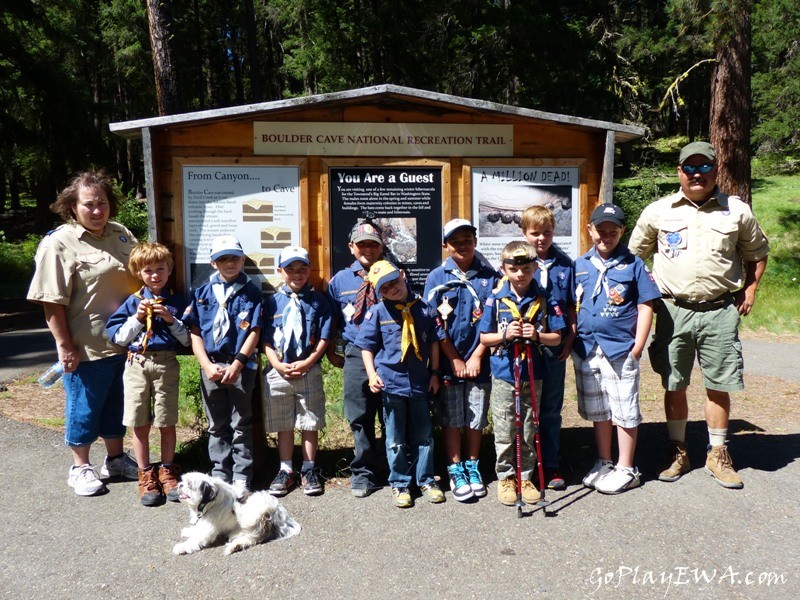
[{"x1": 38, "y1": 362, "x2": 64, "y2": 389}]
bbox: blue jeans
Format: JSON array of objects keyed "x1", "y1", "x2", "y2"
[
  {"x1": 63, "y1": 354, "x2": 126, "y2": 446},
  {"x1": 343, "y1": 343, "x2": 386, "y2": 489},
  {"x1": 382, "y1": 392, "x2": 435, "y2": 489},
  {"x1": 539, "y1": 346, "x2": 566, "y2": 469}
]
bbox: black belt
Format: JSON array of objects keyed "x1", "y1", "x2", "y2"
[{"x1": 662, "y1": 293, "x2": 733, "y2": 312}]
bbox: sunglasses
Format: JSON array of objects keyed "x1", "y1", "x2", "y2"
[{"x1": 681, "y1": 163, "x2": 714, "y2": 175}]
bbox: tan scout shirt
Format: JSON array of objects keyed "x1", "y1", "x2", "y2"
[
  {"x1": 27, "y1": 221, "x2": 139, "y2": 361},
  {"x1": 628, "y1": 189, "x2": 769, "y2": 303}
]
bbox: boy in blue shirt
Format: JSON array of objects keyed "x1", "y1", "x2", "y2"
[
  {"x1": 357, "y1": 260, "x2": 444, "y2": 508},
  {"x1": 572, "y1": 204, "x2": 661, "y2": 494},
  {"x1": 423, "y1": 219, "x2": 497, "y2": 502},
  {"x1": 262, "y1": 246, "x2": 333, "y2": 497},
  {"x1": 520, "y1": 206, "x2": 576, "y2": 490},
  {"x1": 106, "y1": 242, "x2": 190, "y2": 506},
  {"x1": 478, "y1": 242, "x2": 565, "y2": 506},
  {"x1": 182, "y1": 235, "x2": 262, "y2": 495}
]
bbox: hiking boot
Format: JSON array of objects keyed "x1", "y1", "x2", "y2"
[
  {"x1": 138, "y1": 465, "x2": 165, "y2": 507},
  {"x1": 268, "y1": 470, "x2": 296, "y2": 497},
  {"x1": 447, "y1": 463, "x2": 474, "y2": 502},
  {"x1": 301, "y1": 468, "x2": 324, "y2": 496},
  {"x1": 100, "y1": 452, "x2": 138, "y2": 480},
  {"x1": 705, "y1": 445, "x2": 743, "y2": 489},
  {"x1": 595, "y1": 466, "x2": 641, "y2": 495},
  {"x1": 421, "y1": 482, "x2": 445, "y2": 504},
  {"x1": 392, "y1": 487, "x2": 413, "y2": 508},
  {"x1": 497, "y1": 478, "x2": 517, "y2": 506},
  {"x1": 544, "y1": 468, "x2": 566, "y2": 490},
  {"x1": 67, "y1": 464, "x2": 106, "y2": 497},
  {"x1": 464, "y1": 459, "x2": 487, "y2": 497},
  {"x1": 658, "y1": 441, "x2": 691, "y2": 482},
  {"x1": 158, "y1": 463, "x2": 181, "y2": 502},
  {"x1": 582, "y1": 459, "x2": 614, "y2": 489},
  {"x1": 521, "y1": 480, "x2": 542, "y2": 504}
]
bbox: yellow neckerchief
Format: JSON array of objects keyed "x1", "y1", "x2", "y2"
[
  {"x1": 134, "y1": 287, "x2": 164, "y2": 353},
  {"x1": 500, "y1": 296, "x2": 543, "y2": 361},
  {"x1": 394, "y1": 298, "x2": 422, "y2": 361}
]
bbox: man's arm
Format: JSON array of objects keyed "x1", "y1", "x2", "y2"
[{"x1": 737, "y1": 256, "x2": 768, "y2": 316}]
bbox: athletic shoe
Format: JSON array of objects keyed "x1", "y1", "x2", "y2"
[
  {"x1": 447, "y1": 463, "x2": 474, "y2": 502},
  {"x1": 521, "y1": 480, "x2": 542, "y2": 504},
  {"x1": 544, "y1": 468, "x2": 566, "y2": 490},
  {"x1": 351, "y1": 486, "x2": 376, "y2": 498},
  {"x1": 497, "y1": 478, "x2": 517, "y2": 506},
  {"x1": 232, "y1": 479, "x2": 250, "y2": 498},
  {"x1": 464, "y1": 459, "x2": 487, "y2": 497},
  {"x1": 68, "y1": 464, "x2": 106, "y2": 496},
  {"x1": 138, "y1": 466, "x2": 165, "y2": 507},
  {"x1": 100, "y1": 452, "x2": 139, "y2": 480},
  {"x1": 582, "y1": 459, "x2": 614, "y2": 489},
  {"x1": 421, "y1": 482, "x2": 445, "y2": 504},
  {"x1": 268, "y1": 470, "x2": 296, "y2": 497},
  {"x1": 658, "y1": 441, "x2": 691, "y2": 482},
  {"x1": 158, "y1": 463, "x2": 181, "y2": 502},
  {"x1": 595, "y1": 466, "x2": 641, "y2": 494},
  {"x1": 392, "y1": 487, "x2": 413, "y2": 508},
  {"x1": 705, "y1": 445, "x2": 743, "y2": 489},
  {"x1": 301, "y1": 468, "x2": 324, "y2": 496}
]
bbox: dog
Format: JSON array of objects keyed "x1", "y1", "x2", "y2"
[{"x1": 173, "y1": 472, "x2": 300, "y2": 555}]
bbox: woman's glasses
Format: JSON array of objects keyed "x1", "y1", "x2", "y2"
[{"x1": 681, "y1": 164, "x2": 714, "y2": 175}]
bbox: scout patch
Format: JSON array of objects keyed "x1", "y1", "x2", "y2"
[
  {"x1": 437, "y1": 300, "x2": 454, "y2": 319},
  {"x1": 342, "y1": 302, "x2": 356, "y2": 322}
]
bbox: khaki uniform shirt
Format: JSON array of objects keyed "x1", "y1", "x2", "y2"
[
  {"x1": 628, "y1": 188, "x2": 769, "y2": 303},
  {"x1": 27, "y1": 221, "x2": 139, "y2": 361}
]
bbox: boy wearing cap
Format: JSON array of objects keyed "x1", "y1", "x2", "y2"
[
  {"x1": 423, "y1": 218, "x2": 497, "y2": 502},
  {"x1": 326, "y1": 221, "x2": 389, "y2": 497},
  {"x1": 262, "y1": 246, "x2": 333, "y2": 497},
  {"x1": 478, "y1": 241, "x2": 565, "y2": 507},
  {"x1": 572, "y1": 204, "x2": 660, "y2": 494},
  {"x1": 356, "y1": 260, "x2": 444, "y2": 508},
  {"x1": 182, "y1": 235, "x2": 262, "y2": 494}
]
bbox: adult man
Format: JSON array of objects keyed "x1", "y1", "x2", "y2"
[{"x1": 628, "y1": 141, "x2": 769, "y2": 489}]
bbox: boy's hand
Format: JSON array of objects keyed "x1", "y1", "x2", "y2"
[
  {"x1": 463, "y1": 354, "x2": 482, "y2": 378},
  {"x1": 135, "y1": 299, "x2": 149, "y2": 324},
  {"x1": 326, "y1": 347, "x2": 344, "y2": 369},
  {"x1": 150, "y1": 303, "x2": 175, "y2": 324},
  {"x1": 558, "y1": 332, "x2": 576, "y2": 361},
  {"x1": 221, "y1": 361, "x2": 243, "y2": 384},
  {"x1": 429, "y1": 374, "x2": 440, "y2": 395},
  {"x1": 204, "y1": 363, "x2": 225, "y2": 382},
  {"x1": 505, "y1": 321, "x2": 522, "y2": 341},
  {"x1": 449, "y1": 357, "x2": 467, "y2": 378},
  {"x1": 368, "y1": 373, "x2": 384, "y2": 393},
  {"x1": 521, "y1": 322, "x2": 537, "y2": 340}
]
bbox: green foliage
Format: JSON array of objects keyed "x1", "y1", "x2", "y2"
[
  {"x1": 116, "y1": 195, "x2": 149, "y2": 242},
  {"x1": 0, "y1": 231, "x2": 41, "y2": 298},
  {"x1": 176, "y1": 355, "x2": 204, "y2": 430}
]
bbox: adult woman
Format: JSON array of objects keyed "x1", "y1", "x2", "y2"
[{"x1": 27, "y1": 170, "x2": 140, "y2": 496}]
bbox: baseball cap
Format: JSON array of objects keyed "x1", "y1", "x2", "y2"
[
  {"x1": 367, "y1": 260, "x2": 401, "y2": 298},
  {"x1": 679, "y1": 141, "x2": 716, "y2": 165},
  {"x1": 210, "y1": 235, "x2": 244, "y2": 261},
  {"x1": 590, "y1": 203, "x2": 626, "y2": 228},
  {"x1": 443, "y1": 218, "x2": 477, "y2": 243},
  {"x1": 350, "y1": 221, "x2": 384, "y2": 245},
  {"x1": 278, "y1": 245, "x2": 310, "y2": 268}
]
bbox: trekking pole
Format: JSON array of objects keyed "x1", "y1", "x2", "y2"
[
  {"x1": 526, "y1": 339, "x2": 551, "y2": 514},
  {"x1": 512, "y1": 341, "x2": 524, "y2": 518}
]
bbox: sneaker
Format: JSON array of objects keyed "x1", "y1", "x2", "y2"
[
  {"x1": 447, "y1": 463, "x2": 474, "y2": 502},
  {"x1": 68, "y1": 464, "x2": 106, "y2": 496},
  {"x1": 705, "y1": 445, "x2": 743, "y2": 489},
  {"x1": 301, "y1": 468, "x2": 324, "y2": 496},
  {"x1": 158, "y1": 463, "x2": 181, "y2": 502},
  {"x1": 351, "y1": 486, "x2": 376, "y2": 498},
  {"x1": 497, "y1": 478, "x2": 518, "y2": 506},
  {"x1": 582, "y1": 459, "x2": 615, "y2": 489},
  {"x1": 268, "y1": 470, "x2": 296, "y2": 497},
  {"x1": 100, "y1": 452, "x2": 138, "y2": 480},
  {"x1": 232, "y1": 479, "x2": 250, "y2": 498},
  {"x1": 392, "y1": 487, "x2": 413, "y2": 508},
  {"x1": 595, "y1": 466, "x2": 641, "y2": 494},
  {"x1": 421, "y1": 482, "x2": 445, "y2": 504},
  {"x1": 521, "y1": 479, "x2": 542, "y2": 504},
  {"x1": 464, "y1": 459, "x2": 487, "y2": 497},
  {"x1": 138, "y1": 466, "x2": 165, "y2": 507},
  {"x1": 658, "y1": 441, "x2": 691, "y2": 482},
  {"x1": 544, "y1": 468, "x2": 566, "y2": 490}
]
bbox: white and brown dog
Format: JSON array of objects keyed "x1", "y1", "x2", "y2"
[{"x1": 173, "y1": 472, "x2": 300, "y2": 555}]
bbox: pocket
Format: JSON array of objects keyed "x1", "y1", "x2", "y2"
[
  {"x1": 708, "y1": 221, "x2": 738, "y2": 253},
  {"x1": 658, "y1": 221, "x2": 688, "y2": 256}
]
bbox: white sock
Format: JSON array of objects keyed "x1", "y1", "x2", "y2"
[
  {"x1": 666, "y1": 419, "x2": 687, "y2": 443},
  {"x1": 280, "y1": 461, "x2": 293, "y2": 473},
  {"x1": 301, "y1": 460, "x2": 314, "y2": 472},
  {"x1": 708, "y1": 427, "x2": 727, "y2": 447}
]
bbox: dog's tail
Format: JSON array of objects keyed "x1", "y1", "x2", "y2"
[{"x1": 224, "y1": 492, "x2": 301, "y2": 555}]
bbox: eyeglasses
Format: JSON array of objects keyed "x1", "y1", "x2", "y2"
[{"x1": 681, "y1": 164, "x2": 714, "y2": 175}]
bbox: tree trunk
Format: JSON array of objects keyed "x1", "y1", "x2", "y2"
[
  {"x1": 709, "y1": 0, "x2": 752, "y2": 204},
  {"x1": 146, "y1": 0, "x2": 180, "y2": 116},
  {"x1": 242, "y1": 0, "x2": 262, "y2": 101}
]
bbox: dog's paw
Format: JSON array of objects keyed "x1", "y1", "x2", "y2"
[
  {"x1": 172, "y1": 542, "x2": 188, "y2": 555},
  {"x1": 222, "y1": 542, "x2": 239, "y2": 556}
]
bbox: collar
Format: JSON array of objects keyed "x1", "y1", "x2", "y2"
[
  {"x1": 670, "y1": 186, "x2": 728, "y2": 209},
  {"x1": 212, "y1": 272, "x2": 247, "y2": 286},
  {"x1": 280, "y1": 283, "x2": 312, "y2": 296},
  {"x1": 494, "y1": 279, "x2": 543, "y2": 301}
]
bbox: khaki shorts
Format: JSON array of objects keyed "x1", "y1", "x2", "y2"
[
  {"x1": 122, "y1": 351, "x2": 180, "y2": 428},
  {"x1": 262, "y1": 362, "x2": 326, "y2": 432},
  {"x1": 649, "y1": 300, "x2": 744, "y2": 392}
]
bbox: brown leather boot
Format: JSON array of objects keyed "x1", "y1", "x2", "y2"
[
  {"x1": 158, "y1": 463, "x2": 182, "y2": 502},
  {"x1": 658, "y1": 441, "x2": 691, "y2": 482},
  {"x1": 138, "y1": 465, "x2": 165, "y2": 506},
  {"x1": 705, "y1": 445, "x2": 743, "y2": 489}
]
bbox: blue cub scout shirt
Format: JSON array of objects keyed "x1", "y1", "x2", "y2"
[
  {"x1": 262, "y1": 284, "x2": 333, "y2": 363},
  {"x1": 105, "y1": 286, "x2": 188, "y2": 352},
  {"x1": 326, "y1": 260, "x2": 371, "y2": 345}
]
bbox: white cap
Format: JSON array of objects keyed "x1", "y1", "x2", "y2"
[
  {"x1": 443, "y1": 218, "x2": 477, "y2": 242},
  {"x1": 210, "y1": 235, "x2": 244, "y2": 261},
  {"x1": 278, "y1": 246, "x2": 311, "y2": 268}
]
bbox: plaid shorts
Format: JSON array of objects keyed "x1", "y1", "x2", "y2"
[
  {"x1": 435, "y1": 380, "x2": 490, "y2": 430},
  {"x1": 572, "y1": 345, "x2": 642, "y2": 428},
  {"x1": 262, "y1": 362, "x2": 326, "y2": 432}
]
